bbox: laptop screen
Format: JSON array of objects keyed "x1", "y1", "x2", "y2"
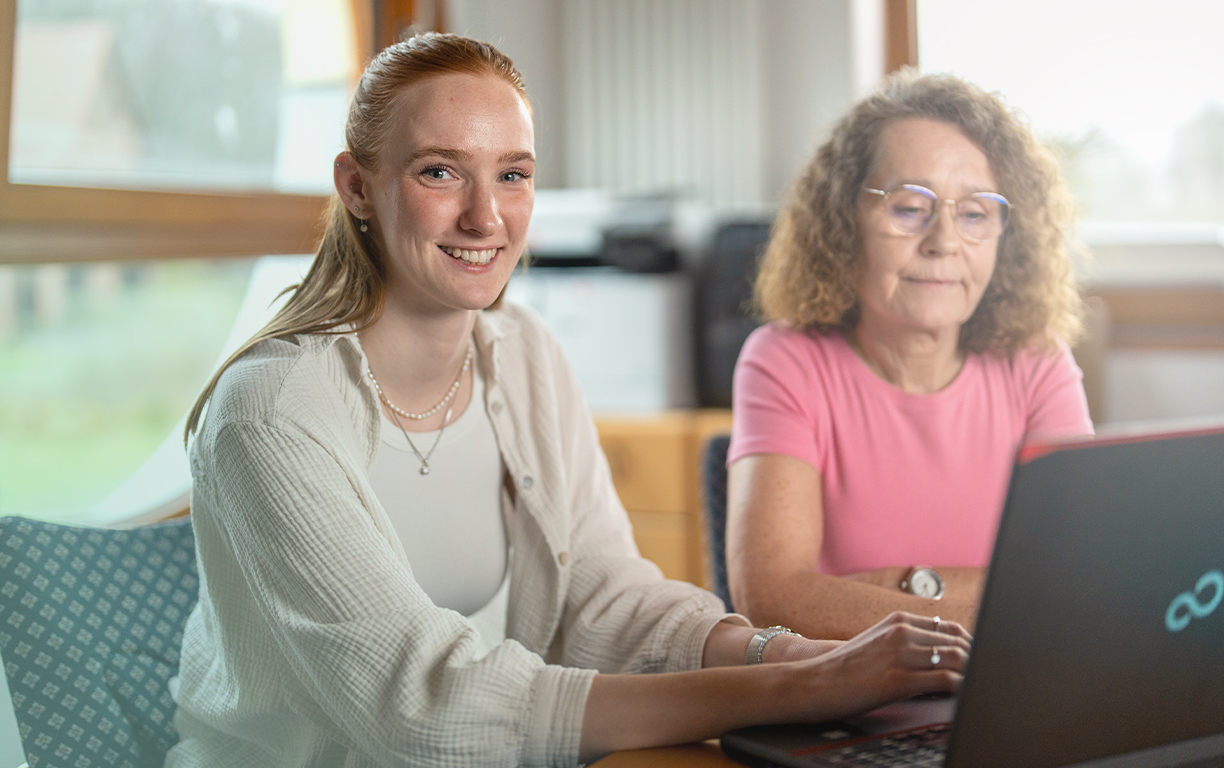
[{"x1": 947, "y1": 427, "x2": 1224, "y2": 768}]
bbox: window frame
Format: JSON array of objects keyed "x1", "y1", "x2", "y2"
[{"x1": 885, "y1": 0, "x2": 918, "y2": 72}]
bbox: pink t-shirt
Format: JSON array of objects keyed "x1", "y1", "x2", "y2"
[{"x1": 729, "y1": 324, "x2": 1093, "y2": 575}]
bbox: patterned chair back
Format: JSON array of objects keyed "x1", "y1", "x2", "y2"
[{"x1": 0, "y1": 516, "x2": 197, "y2": 768}]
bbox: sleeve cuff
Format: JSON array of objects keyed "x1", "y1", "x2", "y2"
[
  {"x1": 522, "y1": 664, "x2": 597, "y2": 767},
  {"x1": 665, "y1": 609, "x2": 751, "y2": 673}
]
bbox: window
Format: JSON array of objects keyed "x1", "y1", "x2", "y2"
[
  {"x1": 918, "y1": 0, "x2": 1224, "y2": 425},
  {"x1": 918, "y1": 1, "x2": 1224, "y2": 226},
  {"x1": 0, "y1": 257, "x2": 253, "y2": 522},
  {"x1": 11, "y1": 0, "x2": 356, "y2": 194},
  {"x1": 0, "y1": 2, "x2": 345, "y2": 266},
  {"x1": 0, "y1": 0, "x2": 422, "y2": 523}
]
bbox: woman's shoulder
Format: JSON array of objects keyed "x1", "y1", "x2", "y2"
[
  {"x1": 733, "y1": 324, "x2": 857, "y2": 414},
  {"x1": 479, "y1": 300, "x2": 564, "y2": 361},
  {"x1": 973, "y1": 338, "x2": 1078, "y2": 381},
  {"x1": 969, "y1": 340, "x2": 1092, "y2": 436},
  {"x1": 207, "y1": 332, "x2": 366, "y2": 434},
  {"x1": 967, "y1": 340, "x2": 1087, "y2": 420},
  {"x1": 483, "y1": 299, "x2": 549, "y2": 335},
  {"x1": 740, "y1": 322, "x2": 850, "y2": 371}
]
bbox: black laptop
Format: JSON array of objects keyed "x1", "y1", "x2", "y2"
[{"x1": 721, "y1": 425, "x2": 1224, "y2": 768}]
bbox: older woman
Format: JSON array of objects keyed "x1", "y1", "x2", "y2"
[
  {"x1": 727, "y1": 71, "x2": 1093, "y2": 642},
  {"x1": 167, "y1": 35, "x2": 970, "y2": 767}
]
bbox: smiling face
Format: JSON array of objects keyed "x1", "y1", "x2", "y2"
[
  {"x1": 363, "y1": 72, "x2": 535, "y2": 316},
  {"x1": 855, "y1": 117, "x2": 1001, "y2": 344}
]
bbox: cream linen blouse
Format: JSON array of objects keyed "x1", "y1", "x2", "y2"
[{"x1": 166, "y1": 303, "x2": 734, "y2": 768}]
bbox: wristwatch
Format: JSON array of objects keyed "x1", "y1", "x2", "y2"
[{"x1": 900, "y1": 566, "x2": 945, "y2": 600}]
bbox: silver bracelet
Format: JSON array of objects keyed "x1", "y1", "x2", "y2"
[{"x1": 745, "y1": 625, "x2": 801, "y2": 665}]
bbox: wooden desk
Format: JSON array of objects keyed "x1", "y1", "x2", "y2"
[{"x1": 597, "y1": 741, "x2": 740, "y2": 767}]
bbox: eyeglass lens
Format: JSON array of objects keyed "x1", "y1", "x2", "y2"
[{"x1": 883, "y1": 184, "x2": 1009, "y2": 241}]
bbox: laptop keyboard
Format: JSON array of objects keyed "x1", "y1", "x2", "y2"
[{"x1": 817, "y1": 722, "x2": 950, "y2": 766}]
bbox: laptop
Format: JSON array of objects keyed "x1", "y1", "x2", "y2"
[{"x1": 721, "y1": 424, "x2": 1224, "y2": 768}]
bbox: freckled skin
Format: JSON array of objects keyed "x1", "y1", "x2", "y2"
[
  {"x1": 367, "y1": 73, "x2": 536, "y2": 317},
  {"x1": 855, "y1": 118, "x2": 1001, "y2": 346}
]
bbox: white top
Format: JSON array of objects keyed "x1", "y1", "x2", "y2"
[
  {"x1": 369, "y1": 357, "x2": 508, "y2": 618},
  {"x1": 169, "y1": 303, "x2": 741, "y2": 768}
]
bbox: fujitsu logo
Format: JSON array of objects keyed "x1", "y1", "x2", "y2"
[{"x1": 1165, "y1": 570, "x2": 1223, "y2": 633}]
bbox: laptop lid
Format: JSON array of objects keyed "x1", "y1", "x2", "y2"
[
  {"x1": 945, "y1": 425, "x2": 1224, "y2": 768},
  {"x1": 721, "y1": 425, "x2": 1224, "y2": 768}
]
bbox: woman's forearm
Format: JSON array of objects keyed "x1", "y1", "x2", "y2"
[
  {"x1": 578, "y1": 621, "x2": 846, "y2": 759},
  {"x1": 582, "y1": 625, "x2": 846, "y2": 759},
  {"x1": 701, "y1": 619, "x2": 843, "y2": 667},
  {"x1": 938, "y1": 566, "x2": 986, "y2": 598},
  {"x1": 579, "y1": 612, "x2": 970, "y2": 762},
  {"x1": 726, "y1": 455, "x2": 980, "y2": 642},
  {"x1": 845, "y1": 565, "x2": 985, "y2": 604},
  {"x1": 579, "y1": 665, "x2": 792, "y2": 761},
  {"x1": 741, "y1": 569, "x2": 979, "y2": 640}
]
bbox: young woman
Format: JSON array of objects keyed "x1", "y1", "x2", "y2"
[{"x1": 168, "y1": 35, "x2": 970, "y2": 768}]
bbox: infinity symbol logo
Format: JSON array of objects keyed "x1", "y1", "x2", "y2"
[{"x1": 1165, "y1": 570, "x2": 1223, "y2": 633}]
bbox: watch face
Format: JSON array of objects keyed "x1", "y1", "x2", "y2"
[{"x1": 911, "y1": 569, "x2": 942, "y2": 599}]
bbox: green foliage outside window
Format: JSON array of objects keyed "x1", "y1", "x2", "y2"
[{"x1": 0, "y1": 259, "x2": 252, "y2": 521}]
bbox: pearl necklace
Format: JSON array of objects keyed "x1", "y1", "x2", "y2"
[{"x1": 368, "y1": 342, "x2": 473, "y2": 421}]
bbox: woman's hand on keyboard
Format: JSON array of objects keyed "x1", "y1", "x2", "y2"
[{"x1": 787, "y1": 612, "x2": 971, "y2": 722}]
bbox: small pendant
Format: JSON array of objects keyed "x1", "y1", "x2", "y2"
[{"x1": 419, "y1": 464, "x2": 430, "y2": 475}]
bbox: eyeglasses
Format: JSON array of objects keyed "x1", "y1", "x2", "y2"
[{"x1": 862, "y1": 184, "x2": 1010, "y2": 242}]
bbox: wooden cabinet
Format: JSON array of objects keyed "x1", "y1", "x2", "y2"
[{"x1": 593, "y1": 410, "x2": 733, "y2": 588}]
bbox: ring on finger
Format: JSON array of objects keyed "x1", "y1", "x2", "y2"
[
  {"x1": 932, "y1": 615, "x2": 941, "y2": 633},
  {"x1": 930, "y1": 646, "x2": 941, "y2": 667}
]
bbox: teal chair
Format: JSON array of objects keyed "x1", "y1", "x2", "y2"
[{"x1": 0, "y1": 516, "x2": 197, "y2": 768}]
